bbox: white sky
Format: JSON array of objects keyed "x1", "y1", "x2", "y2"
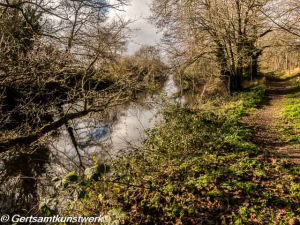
[{"x1": 117, "y1": 0, "x2": 162, "y2": 55}]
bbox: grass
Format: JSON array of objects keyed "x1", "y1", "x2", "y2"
[
  {"x1": 42, "y1": 84, "x2": 300, "y2": 224},
  {"x1": 281, "y1": 71, "x2": 300, "y2": 144}
]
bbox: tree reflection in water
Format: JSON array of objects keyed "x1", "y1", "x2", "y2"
[
  {"x1": 0, "y1": 145, "x2": 50, "y2": 215},
  {"x1": 0, "y1": 75, "x2": 179, "y2": 216}
]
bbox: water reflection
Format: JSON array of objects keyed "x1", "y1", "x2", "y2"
[
  {"x1": 0, "y1": 75, "x2": 181, "y2": 216},
  {"x1": 51, "y1": 75, "x2": 180, "y2": 170},
  {"x1": 0, "y1": 145, "x2": 50, "y2": 215}
]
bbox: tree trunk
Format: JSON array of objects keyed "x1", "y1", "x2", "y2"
[{"x1": 216, "y1": 41, "x2": 232, "y2": 94}]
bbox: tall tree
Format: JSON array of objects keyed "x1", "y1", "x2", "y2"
[
  {"x1": 151, "y1": 0, "x2": 273, "y2": 93},
  {"x1": 0, "y1": 0, "x2": 133, "y2": 215},
  {"x1": 0, "y1": 0, "x2": 132, "y2": 154}
]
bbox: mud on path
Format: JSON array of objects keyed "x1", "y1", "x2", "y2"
[{"x1": 243, "y1": 72, "x2": 300, "y2": 163}]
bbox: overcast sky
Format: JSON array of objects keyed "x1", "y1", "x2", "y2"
[{"x1": 117, "y1": 0, "x2": 162, "y2": 55}]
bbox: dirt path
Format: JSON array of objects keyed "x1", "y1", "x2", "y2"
[{"x1": 243, "y1": 73, "x2": 300, "y2": 163}]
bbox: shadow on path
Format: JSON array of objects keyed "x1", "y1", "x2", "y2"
[{"x1": 243, "y1": 73, "x2": 300, "y2": 164}]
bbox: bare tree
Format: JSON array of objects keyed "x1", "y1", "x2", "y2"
[
  {"x1": 150, "y1": 0, "x2": 274, "y2": 93},
  {"x1": 0, "y1": 0, "x2": 133, "y2": 153},
  {"x1": 0, "y1": 0, "x2": 136, "y2": 215}
]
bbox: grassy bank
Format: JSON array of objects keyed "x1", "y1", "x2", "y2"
[
  {"x1": 279, "y1": 70, "x2": 300, "y2": 144},
  {"x1": 43, "y1": 84, "x2": 300, "y2": 224}
]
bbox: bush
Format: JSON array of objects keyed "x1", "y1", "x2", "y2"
[{"x1": 44, "y1": 86, "x2": 300, "y2": 224}]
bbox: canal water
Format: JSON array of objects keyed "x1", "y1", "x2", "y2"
[
  {"x1": 51, "y1": 75, "x2": 181, "y2": 171},
  {"x1": 0, "y1": 75, "x2": 188, "y2": 215}
]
